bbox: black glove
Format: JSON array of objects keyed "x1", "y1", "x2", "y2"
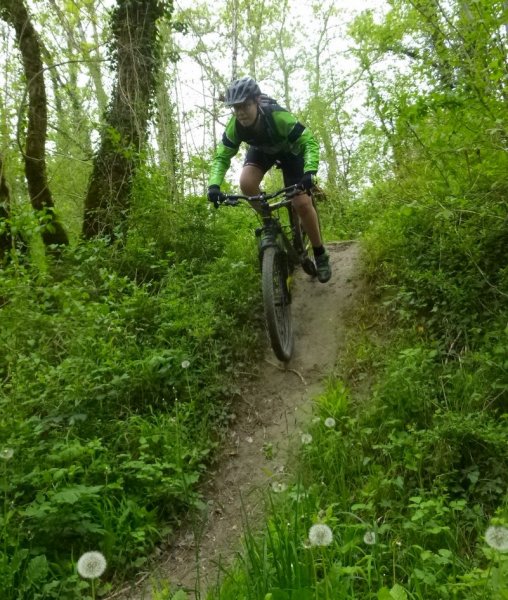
[
  {"x1": 207, "y1": 185, "x2": 224, "y2": 208},
  {"x1": 300, "y1": 172, "x2": 316, "y2": 192}
]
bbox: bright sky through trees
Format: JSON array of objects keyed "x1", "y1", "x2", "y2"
[{"x1": 171, "y1": 0, "x2": 389, "y2": 191}]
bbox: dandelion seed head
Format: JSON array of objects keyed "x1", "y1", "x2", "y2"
[
  {"x1": 363, "y1": 530, "x2": 377, "y2": 545},
  {"x1": 271, "y1": 482, "x2": 287, "y2": 493},
  {"x1": 0, "y1": 448, "x2": 13, "y2": 461},
  {"x1": 485, "y1": 526, "x2": 508, "y2": 552},
  {"x1": 301, "y1": 433, "x2": 313, "y2": 445},
  {"x1": 181, "y1": 360, "x2": 190, "y2": 369},
  {"x1": 308, "y1": 523, "x2": 333, "y2": 547},
  {"x1": 324, "y1": 418, "x2": 336, "y2": 429},
  {"x1": 77, "y1": 551, "x2": 107, "y2": 579}
]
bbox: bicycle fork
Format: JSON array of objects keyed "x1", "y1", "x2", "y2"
[
  {"x1": 255, "y1": 224, "x2": 292, "y2": 304},
  {"x1": 256, "y1": 222, "x2": 299, "y2": 266}
]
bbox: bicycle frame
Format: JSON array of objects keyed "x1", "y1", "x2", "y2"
[
  {"x1": 219, "y1": 184, "x2": 315, "y2": 361},
  {"x1": 221, "y1": 184, "x2": 308, "y2": 268}
]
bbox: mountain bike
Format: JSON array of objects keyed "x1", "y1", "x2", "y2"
[{"x1": 220, "y1": 184, "x2": 317, "y2": 362}]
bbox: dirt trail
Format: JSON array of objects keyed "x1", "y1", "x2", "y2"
[{"x1": 112, "y1": 241, "x2": 364, "y2": 600}]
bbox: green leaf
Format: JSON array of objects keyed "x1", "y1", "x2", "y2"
[
  {"x1": 390, "y1": 584, "x2": 408, "y2": 600},
  {"x1": 377, "y1": 584, "x2": 408, "y2": 600},
  {"x1": 265, "y1": 590, "x2": 289, "y2": 600},
  {"x1": 52, "y1": 484, "x2": 102, "y2": 504},
  {"x1": 26, "y1": 555, "x2": 49, "y2": 583}
]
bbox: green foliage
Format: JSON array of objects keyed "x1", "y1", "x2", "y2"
[
  {"x1": 3, "y1": 1, "x2": 508, "y2": 598},
  {"x1": 209, "y1": 357, "x2": 508, "y2": 599},
  {"x1": 0, "y1": 167, "x2": 263, "y2": 598}
]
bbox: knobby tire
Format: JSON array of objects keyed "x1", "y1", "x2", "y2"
[{"x1": 262, "y1": 246, "x2": 294, "y2": 362}]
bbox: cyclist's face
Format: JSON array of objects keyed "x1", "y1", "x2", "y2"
[{"x1": 232, "y1": 99, "x2": 258, "y2": 126}]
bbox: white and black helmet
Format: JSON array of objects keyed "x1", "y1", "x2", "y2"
[{"x1": 224, "y1": 76, "x2": 261, "y2": 106}]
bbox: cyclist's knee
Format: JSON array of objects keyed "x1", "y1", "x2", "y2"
[
  {"x1": 293, "y1": 193, "x2": 313, "y2": 213},
  {"x1": 240, "y1": 165, "x2": 263, "y2": 195}
]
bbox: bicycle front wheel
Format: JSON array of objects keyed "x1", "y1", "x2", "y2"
[{"x1": 262, "y1": 246, "x2": 294, "y2": 362}]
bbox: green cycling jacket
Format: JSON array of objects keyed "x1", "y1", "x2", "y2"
[{"x1": 208, "y1": 102, "x2": 319, "y2": 187}]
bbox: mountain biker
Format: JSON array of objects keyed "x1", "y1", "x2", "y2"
[{"x1": 207, "y1": 76, "x2": 332, "y2": 284}]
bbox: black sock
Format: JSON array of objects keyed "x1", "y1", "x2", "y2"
[{"x1": 313, "y1": 245, "x2": 325, "y2": 258}]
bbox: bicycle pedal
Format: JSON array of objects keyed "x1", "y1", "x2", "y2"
[{"x1": 302, "y1": 257, "x2": 317, "y2": 277}]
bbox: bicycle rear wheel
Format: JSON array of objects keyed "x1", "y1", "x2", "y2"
[{"x1": 262, "y1": 246, "x2": 294, "y2": 362}]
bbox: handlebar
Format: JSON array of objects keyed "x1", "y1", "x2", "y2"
[{"x1": 220, "y1": 184, "x2": 304, "y2": 208}]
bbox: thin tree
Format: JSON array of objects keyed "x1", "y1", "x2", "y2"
[
  {"x1": 46, "y1": 0, "x2": 109, "y2": 115},
  {"x1": 0, "y1": 0, "x2": 69, "y2": 248},
  {"x1": 230, "y1": 0, "x2": 239, "y2": 80}
]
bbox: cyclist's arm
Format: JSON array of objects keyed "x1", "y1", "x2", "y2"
[
  {"x1": 272, "y1": 111, "x2": 319, "y2": 173},
  {"x1": 208, "y1": 119, "x2": 241, "y2": 187}
]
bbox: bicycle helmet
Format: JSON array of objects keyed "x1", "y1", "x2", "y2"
[{"x1": 224, "y1": 76, "x2": 261, "y2": 106}]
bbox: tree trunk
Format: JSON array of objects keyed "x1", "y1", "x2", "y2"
[
  {"x1": 82, "y1": 0, "x2": 167, "y2": 240},
  {"x1": 0, "y1": 0, "x2": 69, "y2": 248},
  {"x1": 0, "y1": 156, "x2": 27, "y2": 261},
  {"x1": 0, "y1": 155, "x2": 13, "y2": 259},
  {"x1": 230, "y1": 0, "x2": 239, "y2": 80}
]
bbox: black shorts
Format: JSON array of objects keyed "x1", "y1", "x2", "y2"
[{"x1": 243, "y1": 147, "x2": 304, "y2": 186}]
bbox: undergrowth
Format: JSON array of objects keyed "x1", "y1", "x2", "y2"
[
  {"x1": 203, "y1": 166, "x2": 508, "y2": 599},
  {"x1": 0, "y1": 173, "x2": 264, "y2": 599}
]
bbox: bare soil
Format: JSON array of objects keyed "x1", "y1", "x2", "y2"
[{"x1": 110, "y1": 241, "x2": 364, "y2": 600}]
